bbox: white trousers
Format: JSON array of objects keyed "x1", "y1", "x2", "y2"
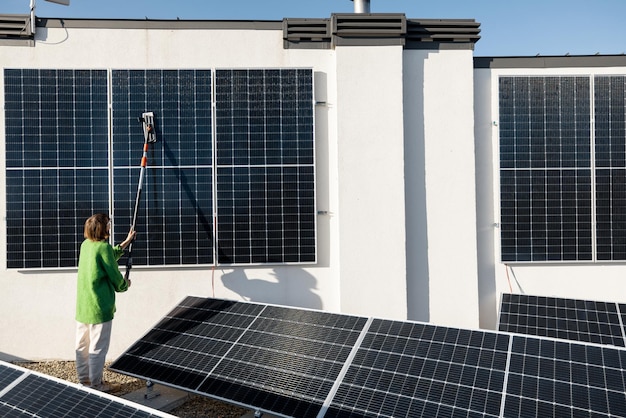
[{"x1": 75, "y1": 321, "x2": 112, "y2": 386}]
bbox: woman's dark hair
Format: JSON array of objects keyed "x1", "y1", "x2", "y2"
[{"x1": 84, "y1": 213, "x2": 110, "y2": 241}]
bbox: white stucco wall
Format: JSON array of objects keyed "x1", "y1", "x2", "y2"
[
  {"x1": 0, "y1": 24, "x2": 345, "y2": 361},
  {"x1": 0, "y1": 21, "x2": 482, "y2": 361},
  {"x1": 474, "y1": 65, "x2": 626, "y2": 330},
  {"x1": 334, "y1": 45, "x2": 408, "y2": 320},
  {"x1": 404, "y1": 49, "x2": 480, "y2": 329}
]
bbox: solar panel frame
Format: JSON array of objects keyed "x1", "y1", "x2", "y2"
[{"x1": 0, "y1": 360, "x2": 176, "y2": 418}]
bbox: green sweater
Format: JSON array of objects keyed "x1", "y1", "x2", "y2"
[{"x1": 76, "y1": 239, "x2": 129, "y2": 324}]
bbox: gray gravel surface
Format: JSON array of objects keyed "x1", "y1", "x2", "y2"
[{"x1": 17, "y1": 361, "x2": 248, "y2": 418}]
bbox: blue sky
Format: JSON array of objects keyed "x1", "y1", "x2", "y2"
[{"x1": 3, "y1": 0, "x2": 626, "y2": 57}]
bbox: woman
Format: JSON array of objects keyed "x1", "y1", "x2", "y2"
[{"x1": 75, "y1": 213, "x2": 135, "y2": 392}]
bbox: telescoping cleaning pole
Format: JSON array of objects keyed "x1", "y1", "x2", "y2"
[{"x1": 125, "y1": 112, "x2": 157, "y2": 281}]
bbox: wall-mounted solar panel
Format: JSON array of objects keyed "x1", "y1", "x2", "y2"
[
  {"x1": 0, "y1": 361, "x2": 175, "y2": 418},
  {"x1": 112, "y1": 69, "x2": 214, "y2": 266},
  {"x1": 215, "y1": 69, "x2": 316, "y2": 264},
  {"x1": 499, "y1": 75, "x2": 626, "y2": 263},
  {"x1": 499, "y1": 293, "x2": 626, "y2": 347},
  {"x1": 5, "y1": 67, "x2": 316, "y2": 270},
  {"x1": 594, "y1": 75, "x2": 626, "y2": 261},
  {"x1": 499, "y1": 76, "x2": 593, "y2": 262},
  {"x1": 4, "y1": 69, "x2": 109, "y2": 268},
  {"x1": 111, "y1": 296, "x2": 626, "y2": 418}
]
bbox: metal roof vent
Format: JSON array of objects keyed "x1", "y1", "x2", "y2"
[{"x1": 352, "y1": 0, "x2": 371, "y2": 13}]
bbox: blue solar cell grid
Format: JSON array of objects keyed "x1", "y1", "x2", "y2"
[
  {"x1": 504, "y1": 336, "x2": 626, "y2": 417},
  {"x1": 5, "y1": 68, "x2": 315, "y2": 269},
  {"x1": 0, "y1": 364, "x2": 23, "y2": 392},
  {"x1": 198, "y1": 305, "x2": 367, "y2": 417},
  {"x1": 325, "y1": 320, "x2": 510, "y2": 418},
  {"x1": 112, "y1": 297, "x2": 626, "y2": 418},
  {"x1": 4, "y1": 69, "x2": 109, "y2": 268},
  {"x1": 0, "y1": 361, "x2": 175, "y2": 418},
  {"x1": 112, "y1": 69, "x2": 214, "y2": 266},
  {"x1": 499, "y1": 293, "x2": 626, "y2": 347},
  {"x1": 594, "y1": 76, "x2": 626, "y2": 261},
  {"x1": 215, "y1": 69, "x2": 316, "y2": 264},
  {"x1": 499, "y1": 76, "x2": 593, "y2": 262}
]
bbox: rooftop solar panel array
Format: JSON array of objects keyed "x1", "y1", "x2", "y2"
[
  {"x1": 498, "y1": 293, "x2": 626, "y2": 347},
  {"x1": 111, "y1": 296, "x2": 626, "y2": 418},
  {"x1": 111, "y1": 298, "x2": 368, "y2": 417},
  {"x1": 5, "y1": 67, "x2": 316, "y2": 269},
  {"x1": 0, "y1": 361, "x2": 175, "y2": 418}
]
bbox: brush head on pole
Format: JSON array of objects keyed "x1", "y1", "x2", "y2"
[{"x1": 140, "y1": 112, "x2": 157, "y2": 143}]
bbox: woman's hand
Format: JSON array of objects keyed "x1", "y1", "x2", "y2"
[{"x1": 120, "y1": 228, "x2": 136, "y2": 250}]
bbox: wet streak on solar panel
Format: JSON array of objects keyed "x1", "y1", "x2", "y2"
[
  {"x1": 198, "y1": 304, "x2": 367, "y2": 417},
  {"x1": 112, "y1": 69, "x2": 214, "y2": 267},
  {"x1": 111, "y1": 296, "x2": 368, "y2": 417},
  {"x1": 499, "y1": 293, "x2": 626, "y2": 347},
  {"x1": 0, "y1": 361, "x2": 174, "y2": 418}
]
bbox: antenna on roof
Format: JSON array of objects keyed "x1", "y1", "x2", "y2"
[
  {"x1": 29, "y1": 0, "x2": 70, "y2": 34},
  {"x1": 351, "y1": 0, "x2": 370, "y2": 13}
]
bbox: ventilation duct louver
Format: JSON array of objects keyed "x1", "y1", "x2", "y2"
[
  {"x1": 406, "y1": 19, "x2": 481, "y2": 49},
  {"x1": 283, "y1": 18, "x2": 331, "y2": 49},
  {"x1": 0, "y1": 14, "x2": 32, "y2": 39},
  {"x1": 332, "y1": 13, "x2": 406, "y2": 46}
]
